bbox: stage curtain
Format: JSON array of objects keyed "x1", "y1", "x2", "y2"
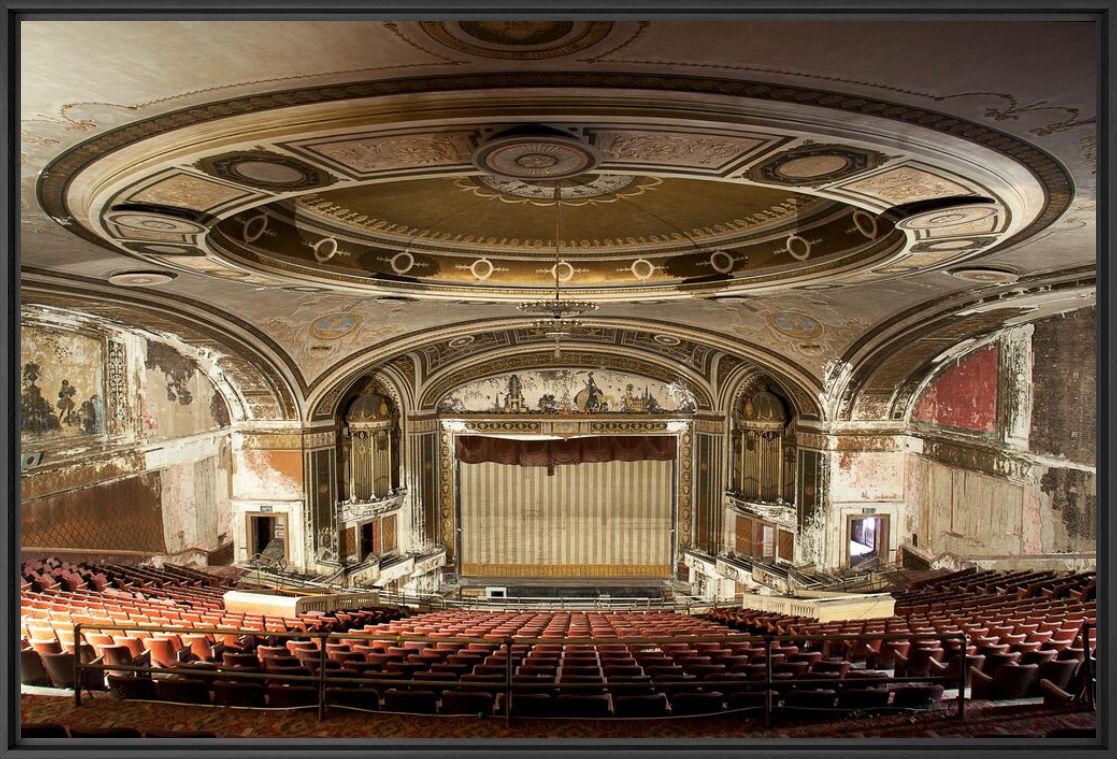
[{"x1": 455, "y1": 435, "x2": 676, "y2": 467}]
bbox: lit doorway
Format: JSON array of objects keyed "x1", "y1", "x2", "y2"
[
  {"x1": 847, "y1": 514, "x2": 889, "y2": 569},
  {"x1": 247, "y1": 513, "x2": 286, "y2": 560}
]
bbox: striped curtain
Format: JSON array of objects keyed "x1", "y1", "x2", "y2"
[{"x1": 458, "y1": 459, "x2": 672, "y2": 579}]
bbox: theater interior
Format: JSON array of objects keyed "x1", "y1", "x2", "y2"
[{"x1": 14, "y1": 17, "x2": 1099, "y2": 745}]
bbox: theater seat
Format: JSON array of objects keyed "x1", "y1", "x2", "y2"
[
  {"x1": 326, "y1": 686, "x2": 380, "y2": 711},
  {"x1": 554, "y1": 694, "x2": 612, "y2": 717},
  {"x1": 441, "y1": 689, "x2": 496, "y2": 716},
  {"x1": 670, "y1": 691, "x2": 726, "y2": 716},
  {"x1": 20, "y1": 648, "x2": 50, "y2": 686},
  {"x1": 890, "y1": 684, "x2": 943, "y2": 709},
  {"x1": 107, "y1": 674, "x2": 158, "y2": 701},
  {"x1": 613, "y1": 693, "x2": 669, "y2": 717},
  {"x1": 971, "y1": 663, "x2": 1039, "y2": 700},
  {"x1": 267, "y1": 684, "x2": 319, "y2": 708},
  {"x1": 213, "y1": 680, "x2": 267, "y2": 707},
  {"x1": 511, "y1": 693, "x2": 553, "y2": 716},
  {"x1": 154, "y1": 678, "x2": 213, "y2": 705},
  {"x1": 382, "y1": 688, "x2": 438, "y2": 714}
]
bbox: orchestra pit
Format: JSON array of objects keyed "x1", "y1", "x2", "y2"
[{"x1": 15, "y1": 16, "x2": 1098, "y2": 745}]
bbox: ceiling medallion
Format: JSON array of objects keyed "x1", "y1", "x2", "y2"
[
  {"x1": 419, "y1": 21, "x2": 614, "y2": 60},
  {"x1": 466, "y1": 173, "x2": 653, "y2": 205},
  {"x1": 107, "y1": 270, "x2": 177, "y2": 287},
  {"x1": 948, "y1": 267, "x2": 1020, "y2": 283},
  {"x1": 474, "y1": 126, "x2": 599, "y2": 180}
]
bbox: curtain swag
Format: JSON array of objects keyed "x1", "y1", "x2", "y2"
[{"x1": 454, "y1": 435, "x2": 677, "y2": 467}]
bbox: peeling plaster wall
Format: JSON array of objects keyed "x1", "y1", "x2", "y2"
[
  {"x1": 20, "y1": 317, "x2": 236, "y2": 564},
  {"x1": 902, "y1": 307, "x2": 1095, "y2": 566},
  {"x1": 824, "y1": 449, "x2": 906, "y2": 569},
  {"x1": 912, "y1": 346, "x2": 998, "y2": 434}
]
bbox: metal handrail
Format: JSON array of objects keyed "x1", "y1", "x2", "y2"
[{"x1": 71, "y1": 620, "x2": 980, "y2": 724}]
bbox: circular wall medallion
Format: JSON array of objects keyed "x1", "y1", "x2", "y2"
[
  {"x1": 242, "y1": 213, "x2": 269, "y2": 243},
  {"x1": 709, "y1": 250, "x2": 736, "y2": 274},
  {"x1": 550, "y1": 261, "x2": 575, "y2": 282},
  {"x1": 108, "y1": 270, "x2": 177, "y2": 286},
  {"x1": 785, "y1": 235, "x2": 812, "y2": 261},
  {"x1": 109, "y1": 212, "x2": 206, "y2": 235},
  {"x1": 653, "y1": 334, "x2": 682, "y2": 346},
  {"x1": 419, "y1": 21, "x2": 614, "y2": 60},
  {"x1": 948, "y1": 267, "x2": 1020, "y2": 283},
  {"x1": 230, "y1": 160, "x2": 307, "y2": 185},
  {"x1": 390, "y1": 251, "x2": 415, "y2": 275},
  {"x1": 470, "y1": 258, "x2": 495, "y2": 280},
  {"x1": 776, "y1": 154, "x2": 852, "y2": 179},
  {"x1": 313, "y1": 237, "x2": 339, "y2": 263},
  {"x1": 308, "y1": 312, "x2": 362, "y2": 340},
  {"x1": 474, "y1": 132, "x2": 599, "y2": 180},
  {"x1": 204, "y1": 268, "x2": 252, "y2": 279},
  {"x1": 631, "y1": 258, "x2": 655, "y2": 280},
  {"x1": 852, "y1": 210, "x2": 879, "y2": 239},
  {"x1": 448, "y1": 335, "x2": 476, "y2": 348},
  {"x1": 284, "y1": 285, "x2": 329, "y2": 293},
  {"x1": 768, "y1": 311, "x2": 825, "y2": 339},
  {"x1": 896, "y1": 203, "x2": 998, "y2": 230}
]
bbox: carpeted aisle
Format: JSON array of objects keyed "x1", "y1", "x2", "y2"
[{"x1": 20, "y1": 692, "x2": 1096, "y2": 740}]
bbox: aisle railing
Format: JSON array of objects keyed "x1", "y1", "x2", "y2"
[{"x1": 69, "y1": 621, "x2": 999, "y2": 726}]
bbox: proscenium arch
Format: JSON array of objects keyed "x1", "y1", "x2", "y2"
[{"x1": 306, "y1": 317, "x2": 826, "y2": 422}]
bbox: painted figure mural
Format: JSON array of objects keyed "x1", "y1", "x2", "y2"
[{"x1": 437, "y1": 368, "x2": 697, "y2": 415}]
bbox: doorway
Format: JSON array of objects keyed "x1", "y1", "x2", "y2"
[
  {"x1": 847, "y1": 514, "x2": 889, "y2": 569},
  {"x1": 247, "y1": 513, "x2": 286, "y2": 560},
  {"x1": 359, "y1": 521, "x2": 377, "y2": 560}
]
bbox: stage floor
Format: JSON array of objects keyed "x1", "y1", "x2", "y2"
[{"x1": 458, "y1": 578, "x2": 671, "y2": 599}]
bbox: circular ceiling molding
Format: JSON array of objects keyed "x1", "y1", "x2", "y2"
[
  {"x1": 948, "y1": 267, "x2": 1020, "y2": 283},
  {"x1": 108, "y1": 270, "x2": 177, "y2": 286},
  {"x1": 768, "y1": 311, "x2": 825, "y2": 339},
  {"x1": 890, "y1": 196, "x2": 998, "y2": 230},
  {"x1": 40, "y1": 72, "x2": 1065, "y2": 301},
  {"x1": 474, "y1": 127, "x2": 599, "y2": 180},
  {"x1": 418, "y1": 21, "x2": 614, "y2": 60},
  {"x1": 108, "y1": 211, "x2": 206, "y2": 235},
  {"x1": 747, "y1": 143, "x2": 886, "y2": 187},
  {"x1": 197, "y1": 151, "x2": 335, "y2": 191},
  {"x1": 123, "y1": 242, "x2": 205, "y2": 256}
]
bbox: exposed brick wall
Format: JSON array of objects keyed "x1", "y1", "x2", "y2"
[
  {"x1": 1030, "y1": 307, "x2": 1095, "y2": 465},
  {"x1": 913, "y1": 346, "x2": 999, "y2": 434}
]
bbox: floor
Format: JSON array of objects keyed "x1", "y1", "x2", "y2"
[{"x1": 19, "y1": 690, "x2": 1096, "y2": 741}]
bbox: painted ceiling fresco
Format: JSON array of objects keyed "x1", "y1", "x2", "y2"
[{"x1": 437, "y1": 369, "x2": 698, "y2": 415}]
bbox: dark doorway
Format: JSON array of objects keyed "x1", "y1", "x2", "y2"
[
  {"x1": 248, "y1": 515, "x2": 282, "y2": 559},
  {"x1": 360, "y1": 521, "x2": 376, "y2": 560}
]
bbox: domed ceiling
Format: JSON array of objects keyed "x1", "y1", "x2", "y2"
[{"x1": 19, "y1": 19, "x2": 1097, "y2": 418}]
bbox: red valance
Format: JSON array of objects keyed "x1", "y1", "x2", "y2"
[{"x1": 455, "y1": 435, "x2": 676, "y2": 467}]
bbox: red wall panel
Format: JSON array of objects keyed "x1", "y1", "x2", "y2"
[{"x1": 913, "y1": 346, "x2": 998, "y2": 433}]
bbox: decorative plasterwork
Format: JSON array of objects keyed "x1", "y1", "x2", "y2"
[{"x1": 39, "y1": 73, "x2": 1062, "y2": 301}]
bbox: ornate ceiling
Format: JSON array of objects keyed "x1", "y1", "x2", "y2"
[{"x1": 19, "y1": 19, "x2": 1098, "y2": 422}]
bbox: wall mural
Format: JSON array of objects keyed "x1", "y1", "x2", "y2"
[
  {"x1": 437, "y1": 368, "x2": 697, "y2": 415},
  {"x1": 21, "y1": 326, "x2": 105, "y2": 443},
  {"x1": 140, "y1": 339, "x2": 230, "y2": 438}
]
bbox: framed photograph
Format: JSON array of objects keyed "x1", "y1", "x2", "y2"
[{"x1": 4, "y1": 2, "x2": 1110, "y2": 758}]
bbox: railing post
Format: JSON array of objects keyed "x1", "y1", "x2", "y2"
[
  {"x1": 317, "y1": 630, "x2": 328, "y2": 721},
  {"x1": 73, "y1": 622, "x2": 82, "y2": 708},
  {"x1": 763, "y1": 635, "x2": 773, "y2": 727},
  {"x1": 958, "y1": 630, "x2": 967, "y2": 721},
  {"x1": 504, "y1": 636, "x2": 513, "y2": 727}
]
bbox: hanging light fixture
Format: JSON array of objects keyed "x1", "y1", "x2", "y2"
[{"x1": 518, "y1": 183, "x2": 597, "y2": 358}]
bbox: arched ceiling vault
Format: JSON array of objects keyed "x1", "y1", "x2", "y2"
[
  {"x1": 22, "y1": 269, "x2": 303, "y2": 422},
  {"x1": 20, "y1": 21, "x2": 1096, "y2": 422},
  {"x1": 835, "y1": 266, "x2": 1095, "y2": 423}
]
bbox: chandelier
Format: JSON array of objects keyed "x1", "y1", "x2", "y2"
[{"x1": 517, "y1": 183, "x2": 597, "y2": 358}]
